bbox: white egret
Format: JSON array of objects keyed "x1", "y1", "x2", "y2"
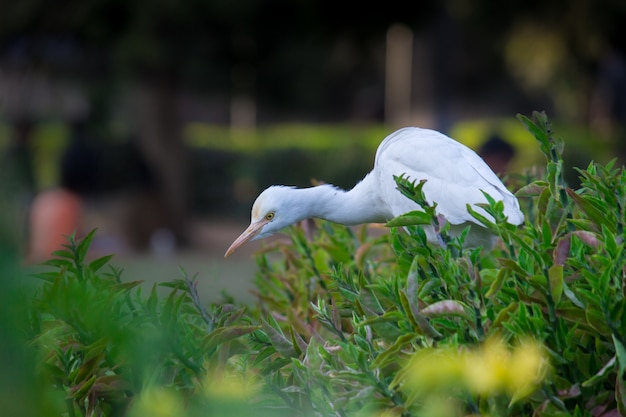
[{"x1": 225, "y1": 127, "x2": 524, "y2": 257}]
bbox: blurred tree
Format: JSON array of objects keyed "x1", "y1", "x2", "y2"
[
  {"x1": 0, "y1": 0, "x2": 436, "y2": 246},
  {"x1": 1, "y1": 0, "x2": 624, "y2": 120}
]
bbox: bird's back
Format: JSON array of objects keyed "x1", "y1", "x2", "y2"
[{"x1": 373, "y1": 127, "x2": 523, "y2": 227}]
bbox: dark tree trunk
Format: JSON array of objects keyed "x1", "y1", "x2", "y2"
[{"x1": 133, "y1": 75, "x2": 189, "y2": 248}]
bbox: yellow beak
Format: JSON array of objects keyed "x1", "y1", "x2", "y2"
[{"x1": 224, "y1": 220, "x2": 268, "y2": 258}]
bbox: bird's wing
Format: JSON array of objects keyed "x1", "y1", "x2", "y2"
[{"x1": 374, "y1": 127, "x2": 523, "y2": 225}]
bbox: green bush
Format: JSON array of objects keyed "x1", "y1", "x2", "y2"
[{"x1": 16, "y1": 112, "x2": 626, "y2": 416}]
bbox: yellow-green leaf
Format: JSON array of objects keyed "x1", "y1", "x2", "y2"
[
  {"x1": 548, "y1": 265, "x2": 563, "y2": 305},
  {"x1": 485, "y1": 268, "x2": 507, "y2": 298},
  {"x1": 371, "y1": 333, "x2": 416, "y2": 369}
]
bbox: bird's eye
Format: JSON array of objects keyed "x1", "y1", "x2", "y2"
[{"x1": 265, "y1": 212, "x2": 275, "y2": 221}]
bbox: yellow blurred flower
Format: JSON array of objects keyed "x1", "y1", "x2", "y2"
[
  {"x1": 404, "y1": 346, "x2": 464, "y2": 393},
  {"x1": 403, "y1": 336, "x2": 548, "y2": 401},
  {"x1": 506, "y1": 339, "x2": 549, "y2": 401},
  {"x1": 202, "y1": 368, "x2": 261, "y2": 400},
  {"x1": 463, "y1": 337, "x2": 511, "y2": 395},
  {"x1": 128, "y1": 386, "x2": 185, "y2": 417}
]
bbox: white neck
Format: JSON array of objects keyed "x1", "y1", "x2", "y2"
[{"x1": 293, "y1": 175, "x2": 390, "y2": 225}]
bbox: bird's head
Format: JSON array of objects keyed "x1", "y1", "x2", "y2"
[{"x1": 224, "y1": 186, "x2": 301, "y2": 257}]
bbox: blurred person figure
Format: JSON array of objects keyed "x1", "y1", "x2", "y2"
[
  {"x1": 479, "y1": 134, "x2": 516, "y2": 175},
  {"x1": 27, "y1": 120, "x2": 99, "y2": 263}
]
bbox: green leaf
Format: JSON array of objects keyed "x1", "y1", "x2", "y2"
[
  {"x1": 289, "y1": 326, "x2": 308, "y2": 355},
  {"x1": 405, "y1": 255, "x2": 420, "y2": 313},
  {"x1": 586, "y1": 308, "x2": 611, "y2": 334},
  {"x1": 541, "y1": 217, "x2": 553, "y2": 247},
  {"x1": 466, "y1": 204, "x2": 495, "y2": 228},
  {"x1": 548, "y1": 265, "x2": 563, "y2": 305},
  {"x1": 567, "y1": 218, "x2": 597, "y2": 231},
  {"x1": 88, "y1": 254, "x2": 114, "y2": 272},
  {"x1": 485, "y1": 268, "x2": 507, "y2": 298},
  {"x1": 562, "y1": 282, "x2": 585, "y2": 309},
  {"x1": 537, "y1": 187, "x2": 552, "y2": 215},
  {"x1": 70, "y1": 374, "x2": 96, "y2": 400},
  {"x1": 492, "y1": 302, "x2": 518, "y2": 329},
  {"x1": 582, "y1": 356, "x2": 616, "y2": 387},
  {"x1": 576, "y1": 287, "x2": 601, "y2": 307},
  {"x1": 385, "y1": 210, "x2": 432, "y2": 227},
  {"x1": 262, "y1": 319, "x2": 298, "y2": 358},
  {"x1": 50, "y1": 249, "x2": 74, "y2": 259},
  {"x1": 497, "y1": 258, "x2": 527, "y2": 277},
  {"x1": 394, "y1": 175, "x2": 429, "y2": 207},
  {"x1": 516, "y1": 181, "x2": 548, "y2": 197},
  {"x1": 359, "y1": 311, "x2": 405, "y2": 327},
  {"x1": 76, "y1": 229, "x2": 97, "y2": 262},
  {"x1": 162, "y1": 287, "x2": 182, "y2": 321},
  {"x1": 83, "y1": 338, "x2": 109, "y2": 363},
  {"x1": 399, "y1": 290, "x2": 442, "y2": 340},
  {"x1": 252, "y1": 347, "x2": 276, "y2": 368},
  {"x1": 146, "y1": 284, "x2": 158, "y2": 314},
  {"x1": 517, "y1": 112, "x2": 549, "y2": 150},
  {"x1": 113, "y1": 280, "x2": 143, "y2": 291},
  {"x1": 613, "y1": 335, "x2": 626, "y2": 379},
  {"x1": 617, "y1": 376, "x2": 626, "y2": 416},
  {"x1": 159, "y1": 279, "x2": 188, "y2": 290},
  {"x1": 203, "y1": 325, "x2": 261, "y2": 351},
  {"x1": 91, "y1": 375, "x2": 128, "y2": 397},
  {"x1": 529, "y1": 274, "x2": 547, "y2": 290},
  {"x1": 602, "y1": 224, "x2": 619, "y2": 257},
  {"x1": 371, "y1": 333, "x2": 416, "y2": 368},
  {"x1": 567, "y1": 189, "x2": 608, "y2": 230}
]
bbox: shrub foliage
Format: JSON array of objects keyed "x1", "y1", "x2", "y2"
[{"x1": 24, "y1": 112, "x2": 626, "y2": 416}]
